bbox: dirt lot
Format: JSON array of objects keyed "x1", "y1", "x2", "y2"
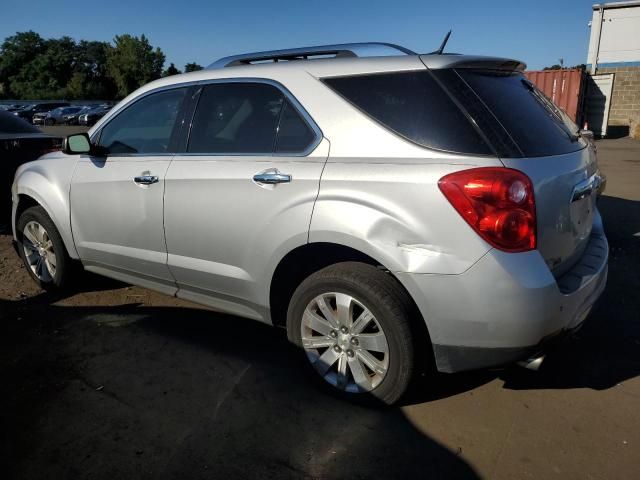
[{"x1": 1, "y1": 133, "x2": 639, "y2": 479}]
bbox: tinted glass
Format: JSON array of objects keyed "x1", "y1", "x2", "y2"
[
  {"x1": 456, "y1": 70, "x2": 585, "y2": 157},
  {"x1": 189, "y1": 83, "x2": 283, "y2": 154},
  {"x1": 0, "y1": 111, "x2": 41, "y2": 134},
  {"x1": 275, "y1": 100, "x2": 316, "y2": 153},
  {"x1": 323, "y1": 71, "x2": 492, "y2": 155},
  {"x1": 99, "y1": 88, "x2": 186, "y2": 154}
]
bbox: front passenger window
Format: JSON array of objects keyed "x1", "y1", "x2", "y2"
[{"x1": 99, "y1": 88, "x2": 187, "y2": 154}]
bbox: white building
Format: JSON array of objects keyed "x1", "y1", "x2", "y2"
[{"x1": 587, "y1": 1, "x2": 640, "y2": 133}]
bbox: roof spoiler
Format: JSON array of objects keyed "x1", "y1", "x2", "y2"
[{"x1": 420, "y1": 55, "x2": 526, "y2": 72}]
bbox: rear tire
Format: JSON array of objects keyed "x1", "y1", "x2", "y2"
[
  {"x1": 287, "y1": 262, "x2": 416, "y2": 405},
  {"x1": 16, "y1": 206, "x2": 71, "y2": 290}
]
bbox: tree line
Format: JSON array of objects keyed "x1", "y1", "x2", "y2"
[{"x1": 0, "y1": 31, "x2": 204, "y2": 100}]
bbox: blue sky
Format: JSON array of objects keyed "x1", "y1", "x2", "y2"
[{"x1": 2, "y1": 0, "x2": 596, "y2": 70}]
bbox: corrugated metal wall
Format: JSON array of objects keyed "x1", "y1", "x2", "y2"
[{"x1": 524, "y1": 69, "x2": 585, "y2": 123}]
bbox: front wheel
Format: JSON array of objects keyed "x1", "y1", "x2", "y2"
[
  {"x1": 287, "y1": 262, "x2": 417, "y2": 405},
  {"x1": 17, "y1": 206, "x2": 71, "y2": 290}
]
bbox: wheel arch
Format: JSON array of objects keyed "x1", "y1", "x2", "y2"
[
  {"x1": 269, "y1": 242, "x2": 433, "y2": 365},
  {"x1": 13, "y1": 190, "x2": 78, "y2": 260}
]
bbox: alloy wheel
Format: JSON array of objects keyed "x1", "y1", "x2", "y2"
[
  {"x1": 22, "y1": 221, "x2": 57, "y2": 282},
  {"x1": 301, "y1": 292, "x2": 389, "y2": 393}
]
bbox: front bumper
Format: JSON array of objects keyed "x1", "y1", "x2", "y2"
[{"x1": 397, "y1": 213, "x2": 609, "y2": 373}]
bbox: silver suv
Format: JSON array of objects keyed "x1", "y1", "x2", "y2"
[{"x1": 11, "y1": 43, "x2": 608, "y2": 404}]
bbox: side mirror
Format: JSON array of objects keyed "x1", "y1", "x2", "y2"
[{"x1": 63, "y1": 133, "x2": 92, "y2": 154}]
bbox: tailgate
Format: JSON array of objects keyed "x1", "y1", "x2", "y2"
[
  {"x1": 426, "y1": 64, "x2": 599, "y2": 275},
  {"x1": 501, "y1": 146, "x2": 599, "y2": 275}
]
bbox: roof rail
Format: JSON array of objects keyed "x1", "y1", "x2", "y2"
[{"x1": 207, "y1": 42, "x2": 416, "y2": 69}]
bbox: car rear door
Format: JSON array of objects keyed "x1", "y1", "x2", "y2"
[
  {"x1": 163, "y1": 81, "x2": 328, "y2": 321},
  {"x1": 70, "y1": 86, "x2": 189, "y2": 294}
]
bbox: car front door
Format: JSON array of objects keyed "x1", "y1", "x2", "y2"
[
  {"x1": 70, "y1": 86, "x2": 189, "y2": 294},
  {"x1": 163, "y1": 81, "x2": 328, "y2": 321}
]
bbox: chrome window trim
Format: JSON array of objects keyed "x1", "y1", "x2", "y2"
[{"x1": 91, "y1": 78, "x2": 323, "y2": 159}]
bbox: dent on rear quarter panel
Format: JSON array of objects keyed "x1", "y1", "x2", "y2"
[
  {"x1": 309, "y1": 159, "x2": 498, "y2": 275},
  {"x1": 14, "y1": 153, "x2": 79, "y2": 258}
]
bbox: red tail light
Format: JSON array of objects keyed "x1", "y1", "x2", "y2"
[{"x1": 438, "y1": 167, "x2": 536, "y2": 252}]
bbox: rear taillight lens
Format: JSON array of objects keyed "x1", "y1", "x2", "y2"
[{"x1": 438, "y1": 167, "x2": 536, "y2": 252}]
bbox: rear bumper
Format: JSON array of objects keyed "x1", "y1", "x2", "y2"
[{"x1": 397, "y1": 212, "x2": 608, "y2": 373}]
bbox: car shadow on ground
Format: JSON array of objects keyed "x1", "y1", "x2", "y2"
[{"x1": 0, "y1": 293, "x2": 480, "y2": 479}]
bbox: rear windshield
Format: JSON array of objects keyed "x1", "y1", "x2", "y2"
[
  {"x1": 323, "y1": 71, "x2": 492, "y2": 155},
  {"x1": 323, "y1": 69, "x2": 586, "y2": 158},
  {"x1": 454, "y1": 69, "x2": 585, "y2": 157}
]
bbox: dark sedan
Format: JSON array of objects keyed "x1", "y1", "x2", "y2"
[
  {"x1": 0, "y1": 112, "x2": 62, "y2": 225},
  {"x1": 62, "y1": 105, "x2": 98, "y2": 125},
  {"x1": 78, "y1": 105, "x2": 112, "y2": 126},
  {"x1": 33, "y1": 106, "x2": 87, "y2": 126},
  {"x1": 13, "y1": 102, "x2": 70, "y2": 124}
]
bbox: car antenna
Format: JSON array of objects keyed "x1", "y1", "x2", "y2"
[{"x1": 435, "y1": 30, "x2": 452, "y2": 55}]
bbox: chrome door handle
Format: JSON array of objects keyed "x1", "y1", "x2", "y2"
[
  {"x1": 134, "y1": 175, "x2": 159, "y2": 185},
  {"x1": 252, "y1": 171, "x2": 292, "y2": 184}
]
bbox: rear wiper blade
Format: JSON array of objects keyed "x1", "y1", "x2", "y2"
[{"x1": 522, "y1": 79, "x2": 578, "y2": 141}]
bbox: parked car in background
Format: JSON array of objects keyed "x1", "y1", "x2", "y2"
[
  {"x1": 63, "y1": 105, "x2": 97, "y2": 125},
  {"x1": 0, "y1": 111, "x2": 61, "y2": 224},
  {"x1": 10, "y1": 43, "x2": 608, "y2": 404},
  {"x1": 33, "y1": 106, "x2": 86, "y2": 126},
  {"x1": 78, "y1": 105, "x2": 112, "y2": 126},
  {"x1": 4, "y1": 104, "x2": 27, "y2": 112},
  {"x1": 14, "y1": 103, "x2": 69, "y2": 124}
]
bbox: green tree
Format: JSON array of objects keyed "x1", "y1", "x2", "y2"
[
  {"x1": 0, "y1": 31, "x2": 47, "y2": 98},
  {"x1": 184, "y1": 62, "x2": 203, "y2": 72},
  {"x1": 3, "y1": 35, "x2": 77, "y2": 99},
  {"x1": 68, "y1": 40, "x2": 116, "y2": 99},
  {"x1": 106, "y1": 34, "x2": 165, "y2": 97},
  {"x1": 162, "y1": 62, "x2": 181, "y2": 77}
]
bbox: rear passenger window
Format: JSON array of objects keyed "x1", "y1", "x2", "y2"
[
  {"x1": 99, "y1": 88, "x2": 187, "y2": 154},
  {"x1": 275, "y1": 100, "x2": 316, "y2": 153},
  {"x1": 188, "y1": 83, "x2": 283, "y2": 154},
  {"x1": 323, "y1": 71, "x2": 492, "y2": 155},
  {"x1": 188, "y1": 83, "x2": 318, "y2": 155}
]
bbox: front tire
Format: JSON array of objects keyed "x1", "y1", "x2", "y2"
[
  {"x1": 17, "y1": 206, "x2": 71, "y2": 290},
  {"x1": 287, "y1": 262, "x2": 416, "y2": 405}
]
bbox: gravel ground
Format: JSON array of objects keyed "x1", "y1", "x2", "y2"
[{"x1": 0, "y1": 137, "x2": 638, "y2": 479}]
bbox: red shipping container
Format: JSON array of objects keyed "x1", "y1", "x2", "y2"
[{"x1": 524, "y1": 69, "x2": 585, "y2": 123}]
